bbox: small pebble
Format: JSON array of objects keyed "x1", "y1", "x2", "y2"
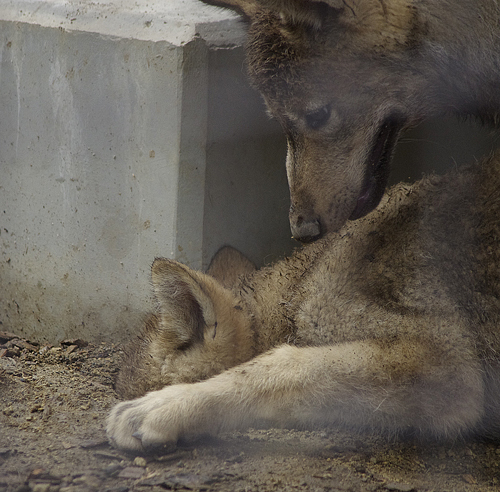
[
  {"x1": 104, "y1": 463, "x2": 123, "y2": 476},
  {"x1": 384, "y1": 483, "x2": 416, "y2": 492},
  {"x1": 118, "y1": 466, "x2": 145, "y2": 479},
  {"x1": 30, "y1": 484, "x2": 51, "y2": 492},
  {"x1": 133, "y1": 456, "x2": 147, "y2": 467}
]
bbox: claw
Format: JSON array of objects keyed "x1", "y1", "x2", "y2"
[
  {"x1": 143, "y1": 440, "x2": 178, "y2": 455},
  {"x1": 131, "y1": 431, "x2": 177, "y2": 454},
  {"x1": 132, "y1": 431, "x2": 144, "y2": 442}
]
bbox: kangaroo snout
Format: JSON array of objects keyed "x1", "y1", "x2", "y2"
[{"x1": 290, "y1": 211, "x2": 322, "y2": 243}]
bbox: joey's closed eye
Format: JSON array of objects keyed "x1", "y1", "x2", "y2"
[{"x1": 305, "y1": 105, "x2": 331, "y2": 130}]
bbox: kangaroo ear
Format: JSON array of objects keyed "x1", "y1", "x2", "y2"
[
  {"x1": 268, "y1": 1, "x2": 377, "y2": 29},
  {"x1": 151, "y1": 258, "x2": 217, "y2": 349},
  {"x1": 200, "y1": 0, "x2": 344, "y2": 21},
  {"x1": 206, "y1": 246, "x2": 256, "y2": 289},
  {"x1": 271, "y1": 0, "x2": 345, "y2": 12},
  {"x1": 199, "y1": 0, "x2": 260, "y2": 17},
  {"x1": 269, "y1": 0, "x2": 415, "y2": 47}
]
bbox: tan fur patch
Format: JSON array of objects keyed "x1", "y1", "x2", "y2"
[{"x1": 341, "y1": 0, "x2": 418, "y2": 51}]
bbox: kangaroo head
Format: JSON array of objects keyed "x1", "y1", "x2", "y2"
[
  {"x1": 203, "y1": 0, "x2": 434, "y2": 240},
  {"x1": 115, "y1": 256, "x2": 256, "y2": 399},
  {"x1": 150, "y1": 257, "x2": 255, "y2": 376}
]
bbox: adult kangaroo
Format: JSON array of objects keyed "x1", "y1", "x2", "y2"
[{"x1": 202, "y1": 0, "x2": 500, "y2": 241}]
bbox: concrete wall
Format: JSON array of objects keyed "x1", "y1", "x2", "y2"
[
  {"x1": 203, "y1": 47, "x2": 291, "y2": 268},
  {"x1": 390, "y1": 118, "x2": 499, "y2": 185},
  {"x1": 0, "y1": 1, "x2": 498, "y2": 344}
]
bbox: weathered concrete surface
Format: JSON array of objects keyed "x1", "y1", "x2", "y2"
[{"x1": 0, "y1": 0, "x2": 245, "y2": 45}]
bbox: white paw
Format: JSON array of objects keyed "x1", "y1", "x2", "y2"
[{"x1": 106, "y1": 384, "x2": 195, "y2": 452}]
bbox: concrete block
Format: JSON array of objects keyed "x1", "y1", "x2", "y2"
[{"x1": 0, "y1": 0, "x2": 293, "y2": 343}]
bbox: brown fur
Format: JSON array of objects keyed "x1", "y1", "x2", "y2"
[
  {"x1": 114, "y1": 258, "x2": 256, "y2": 400},
  {"x1": 202, "y1": 0, "x2": 500, "y2": 241},
  {"x1": 108, "y1": 150, "x2": 500, "y2": 452},
  {"x1": 205, "y1": 245, "x2": 256, "y2": 289}
]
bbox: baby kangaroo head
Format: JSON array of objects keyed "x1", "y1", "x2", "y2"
[
  {"x1": 116, "y1": 258, "x2": 255, "y2": 399},
  {"x1": 204, "y1": 0, "x2": 421, "y2": 240},
  {"x1": 149, "y1": 259, "x2": 255, "y2": 381}
]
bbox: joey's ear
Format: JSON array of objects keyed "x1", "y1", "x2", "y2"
[
  {"x1": 206, "y1": 246, "x2": 256, "y2": 289},
  {"x1": 151, "y1": 258, "x2": 217, "y2": 348},
  {"x1": 199, "y1": 0, "x2": 260, "y2": 18}
]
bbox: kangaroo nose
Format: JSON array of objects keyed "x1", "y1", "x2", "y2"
[{"x1": 290, "y1": 216, "x2": 322, "y2": 243}]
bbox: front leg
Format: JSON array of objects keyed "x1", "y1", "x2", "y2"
[{"x1": 107, "y1": 340, "x2": 484, "y2": 452}]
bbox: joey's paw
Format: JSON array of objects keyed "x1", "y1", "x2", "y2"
[{"x1": 106, "y1": 386, "x2": 191, "y2": 452}]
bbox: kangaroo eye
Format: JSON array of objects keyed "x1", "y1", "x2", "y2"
[{"x1": 305, "y1": 105, "x2": 331, "y2": 130}]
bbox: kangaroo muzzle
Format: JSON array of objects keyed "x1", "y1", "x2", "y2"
[{"x1": 290, "y1": 209, "x2": 322, "y2": 243}]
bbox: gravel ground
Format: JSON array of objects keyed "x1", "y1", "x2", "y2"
[{"x1": 1, "y1": 332, "x2": 500, "y2": 492}]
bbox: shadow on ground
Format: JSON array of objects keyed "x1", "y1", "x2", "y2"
[{"x1": 1, "y1": 333, "x2": 499, "y2": 492}]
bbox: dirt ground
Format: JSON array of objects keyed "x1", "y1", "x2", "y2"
[{"x1": 1, "y1": 332, "x2": 500, "y2": 492}]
